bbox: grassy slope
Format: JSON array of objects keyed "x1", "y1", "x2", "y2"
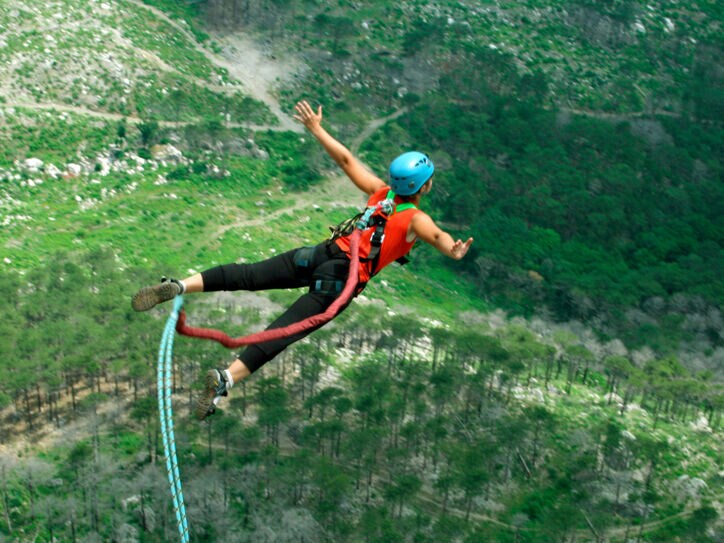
[{"x1": 266, "y1": 0, "x2": 721, "y2": 119}]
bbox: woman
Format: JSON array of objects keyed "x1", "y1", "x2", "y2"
[{"x1": 132, "y1": 100, "x2": 473, "y2": 420}]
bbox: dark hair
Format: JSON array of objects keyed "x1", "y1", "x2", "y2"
[
  {"x1": 397, "y1": 177, "x2": 432, "y2": 201},
  {"x1": 397, "y1": 193, "x2": 416, "y2": 202}
]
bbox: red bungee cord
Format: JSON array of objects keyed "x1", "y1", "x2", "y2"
[{"x1": 175, "y1": 229, "x2": 361, "y2": 347}]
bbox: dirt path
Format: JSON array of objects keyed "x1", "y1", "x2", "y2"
[
  {"x1": 2, "y1": 100, "x2": 284, "y2": 132},
  {"x1": 559, "y1": 106, "x2": 681, "y2": 121},
  {"x1": 349, "y1": 107, "x2": 409, "y2": 153},
  {"x1": 125, "y1": 0, "x2": 304, "y2": 132}
]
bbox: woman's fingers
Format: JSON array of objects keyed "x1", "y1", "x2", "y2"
[
  {"x1": 293, "y1": 101, "x2": 322, "y2": 126},
  {"x1": 451, "y1": 237, "x2": 474, "y2": 259},
  {"x1": 293, "y1": 102, "x2": 309, "y2": 124}
]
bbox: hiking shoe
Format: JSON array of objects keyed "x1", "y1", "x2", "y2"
[
  {"x1": 195, "y1": 369, "x2": 229, "y2": 421},
  {"x1": 132, "y1": 277, "x2": 182, "y2": 311}
]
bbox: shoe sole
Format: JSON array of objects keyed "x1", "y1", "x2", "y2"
[
  {"x1": 195, "y1": 370, "x2": 220, "y2": 421},
  {"x1": 132, "y1": 282, "x2": 178, "y2": 312}
]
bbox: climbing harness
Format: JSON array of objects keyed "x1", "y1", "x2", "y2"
[
  {"x1": 157, "y1": 296, "x2": 190, "y2": 543},
  {"x1": 329, "y1": 189, "x2": 417, "y2": 277}
]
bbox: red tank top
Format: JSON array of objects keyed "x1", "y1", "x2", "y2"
[{"x1": 335, "y1": 186, "x2": 420, "y2": 284}]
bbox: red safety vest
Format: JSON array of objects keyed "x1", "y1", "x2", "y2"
[{"x1": 335, "y1": 186, "x2": 421, "y2": 284}]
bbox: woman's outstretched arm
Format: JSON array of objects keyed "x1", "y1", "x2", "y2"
[
  {"x1": 410, "y1": 211, "x2": 474, "y2": 260},
  {"x1": 294, "y1": 100, "x2": 386, "y2": 195}
]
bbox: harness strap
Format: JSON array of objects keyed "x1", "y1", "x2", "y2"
[
  {"x1": 311, "y1": 279, "x2": 345, "y2": 296},
  {"x1": 360, "y1": 190, "x2": 417, "y2": 277}
]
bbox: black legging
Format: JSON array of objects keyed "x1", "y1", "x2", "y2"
[{"x1": 200, "y1": 242, "x2": 353, "y2": 373}]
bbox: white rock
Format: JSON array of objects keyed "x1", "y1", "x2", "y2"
[
  {"x1": 45, "y1": 164, "x2": 61, "y2": 178},
  {"x1": 24, "y1": 157, "x2": 43, "y2": 171},
  {"x1": 96, "y1": 157, "x2": 111, "y2": 176},
  {"x1": 674, "y1": 475, "x2": 708, "y2": 499},
  {"x1": 690, "y1": 416, "x2": 711, "y2": 433},
  {"x1": 150, "y1": 144, "x2": 183, "y2": 163},
  {"x1": 605, "y1": 339, "x2": 628, "y2": 356}
]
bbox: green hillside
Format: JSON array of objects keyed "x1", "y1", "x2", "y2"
[
  {"x1": 242, "y1": 0, "x2": 724, "y2": 357},
  {"x1": 0, "y1": 0, "x2": 721, "y2": 542}
]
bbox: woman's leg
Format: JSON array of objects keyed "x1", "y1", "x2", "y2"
[
  {"x1": 196, "y1": 250, "x2": 353, "y2": 419},
  {"x1": 180, "y1": 273, "x2": 204, "y2": 293},
  {"x1": 198, "y1": 248, "x2": 307, "y2": 293},
  {"x1": 196, "y1": 288, "x2": 344, "y2": 420},
  {"x1": 227, "y1": 358, "x2": 252, "y2": 382},
  {"x1": 236, "y1": 248, "x2": 352, "y2": 375},
  {"x1": 132, "y1": 249, "x2": 305, "y2": 311}
]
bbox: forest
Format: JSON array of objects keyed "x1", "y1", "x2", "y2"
[
  {"x1": 364, "y1": 97, "x2": 723, "y2": 341},
  {"x1": 0, "y1": 250, "x2": 720, "y2": 541}
]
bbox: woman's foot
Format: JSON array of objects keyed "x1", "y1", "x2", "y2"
[
  {"x1": 131, "y1": 278, "x2": 183, "y2": 311},
  {"x1": 195, "y1": 369, "x2": 229, "y2": 421}
]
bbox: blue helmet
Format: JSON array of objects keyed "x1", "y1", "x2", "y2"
[{"x1": 388, "y1": 151, "x2": 434, "y2": 196}]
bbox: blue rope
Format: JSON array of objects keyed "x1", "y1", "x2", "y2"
[{"x1": 157, "y1": 296, "x2": 190, "y2": 543}]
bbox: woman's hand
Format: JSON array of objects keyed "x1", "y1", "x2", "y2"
[
  {"x1": 293, "y1": 100, "x2": 323, "y2": 132},
  {"x1": 450, "y1": 237, "x2": 474, "y2": 260}
]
